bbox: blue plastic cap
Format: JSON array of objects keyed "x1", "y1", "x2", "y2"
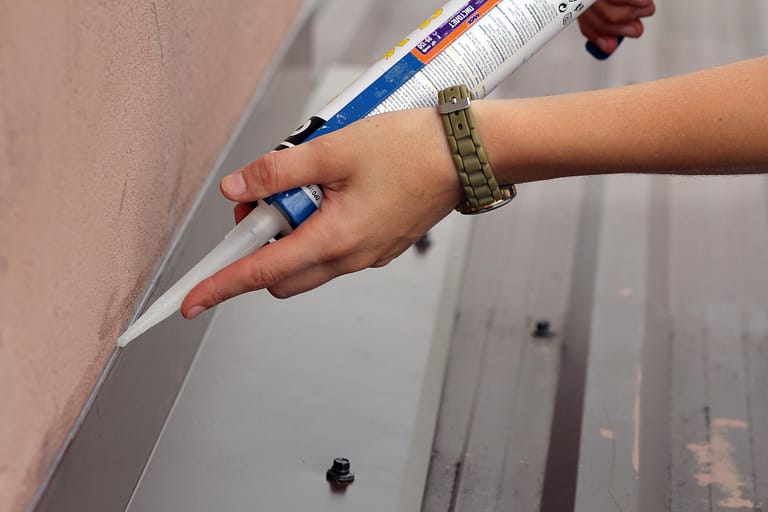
[{"x1": 265, "y1": 188, "x2": 319, "y2": 228}]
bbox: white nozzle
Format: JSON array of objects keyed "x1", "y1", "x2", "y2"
[{"x1": 117, "y1": 202, "x2": 292, "y2": 348}]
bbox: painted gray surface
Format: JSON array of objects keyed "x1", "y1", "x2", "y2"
[
  {"x1": 424, "y1": 1, "x2": 768, "y2": 511},
  {"x1": 572, "y1": 179, "x2": 768, "y2": 512},
  {"x1": 423, "y1": 178, "x2": 588, "y2": 511},
  {"x1": 29, "y1": 6, "x2": 316, "y2": 512},
  {"x1": 574, "y1": 176, "x2": 652, "y2": 511},
  {"x1": 126, "y1": 216, "x2": 471, "y2": 512},
  {"x1": 540, "y1": 178, "x2": 603, "y2": 512},
  {"x1": 426, "y1": 179, "x2": 767, "y2": 512},
  {"x1": 667, "y1": 177, "x2": 768, "y2": 511}
]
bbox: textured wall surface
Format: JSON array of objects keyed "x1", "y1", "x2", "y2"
[{"x1": 0, "y1": 1, "x2": 302, "y2": 510}]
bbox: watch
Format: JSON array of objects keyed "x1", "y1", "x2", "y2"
[{"x1": 437, "y1": 84, "x2": 516, "y2": 214}]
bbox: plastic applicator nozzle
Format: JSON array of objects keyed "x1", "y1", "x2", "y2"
[{"x1": 117, "y1": 202, "x2": 292, "y2": 348}]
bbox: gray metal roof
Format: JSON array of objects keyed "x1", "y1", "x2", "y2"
[
  {"x1": 425, "y1": 1, "x2": 768, "y2": 509},
  {"x1": 425, "y1": 172, "x2": 768, "y2": 511}
]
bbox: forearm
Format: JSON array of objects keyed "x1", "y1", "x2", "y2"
[
  {"x1": 183, "y1": 57, "x2": 766, "y2": 308},
  {"x1": 474, "y1": 56, "x2": 768, "y2": 183}
]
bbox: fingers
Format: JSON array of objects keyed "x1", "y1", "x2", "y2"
[
  {"x1": 578, "y1": 0, "x2": 655, "y2": 56},
  {"x1": 580, "y1": 11, "x2": 643, "y2": 41},
  {"x1": 580, "y1": 16, "x2": 637, "y2": 56},
  {"x1": 266, "y1": 261, "x2": 345, "y2": 299},
  {"x1": 182, "y1": 108, "x2": 458, "y2": 315},
  {"x1": 580, "y1": 7, "x2": 647, "y2": 37},
  {"x1": 180, "y1": 211, "x2": 349, "y2": 316},
  {"x1": 181, "y1": 219, "x2": 321, "y2": 316},
  {"x1": 264, "y1": 239, "x2": 407, "y2": 298},
  {"x1": 220, "y1": 138, "x2": 339, "y2": 203},
  {"x1": 591, "y1": 0, "x2": 655, "y2": 28}
]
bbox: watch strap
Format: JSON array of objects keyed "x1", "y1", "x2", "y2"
[{"x1": 438, "y1": 85, "x2": 515, "y2": 214}]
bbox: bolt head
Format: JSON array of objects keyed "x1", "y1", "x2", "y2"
[
  {"x1": 533, "y1": 320, "x2": 554, "y2": 338},
  {"x1": 327, "y1": 457, "x2": 355, "y2": 484},
  {"x1": 332, "y1": 458, "x2": 350, "y2": 473}
]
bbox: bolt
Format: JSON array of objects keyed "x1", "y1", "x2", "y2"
[
  {"x1": 414, "y1": 233, "x2": 432, "y2": 254},
  {"x1": 326, "y1": 457, "x2": 355, "y2": 484},
  {"x1": 533, "y1": 320, "x2": 554, "y2": 338}
]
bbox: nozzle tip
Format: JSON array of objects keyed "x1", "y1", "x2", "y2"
[
  {"x1": 117, "y1": 321, "x2": 143, "y2": 348},
  {"x1": 116, "y1": 332, "x2": 131, "y2": 348}
]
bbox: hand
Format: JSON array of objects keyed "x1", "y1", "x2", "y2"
[
  {"x1": 181, "y1": 108, "x2": 462, "y2": 317},
  {"x1": 578, "y1": 0, "x2": 656, "y2": 56}
]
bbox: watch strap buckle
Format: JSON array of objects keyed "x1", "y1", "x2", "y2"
[{"x1": 438, "y1": 96, "x2": 471, "y2": 115}]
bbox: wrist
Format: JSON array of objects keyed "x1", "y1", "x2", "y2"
[
  {"x1": 469, "y1": 99, "x2": 535, "y2": 185},
  {"x1": 422, "y1": 107, "x2": 467, "y2": 209},
  {"x1": 470, "y1": 98, "x2": 585, "y2": 185}
]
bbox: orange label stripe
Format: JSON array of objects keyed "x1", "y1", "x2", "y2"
[{"x1": 411, "y1": 0, "x2": 502, "y2": 65}]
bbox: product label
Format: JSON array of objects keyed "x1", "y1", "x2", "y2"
[
  {"x1": 371, "y1": 1, "x2": 562, "y2": 113},
  {"x1": 413, "y1": 0, "x2": 501, "y2": 64}
]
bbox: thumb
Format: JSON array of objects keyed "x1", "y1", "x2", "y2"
[{"x1": 220, "y1": 139, "x2": 336, "y2": 202}]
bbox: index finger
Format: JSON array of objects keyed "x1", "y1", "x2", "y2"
[{"x1": 180, "y1": 213, "x2": 332, "y2": 316}]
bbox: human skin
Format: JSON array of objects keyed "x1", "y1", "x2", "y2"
[
  {"x1": 181, "y1": 54, "x2": 768, "y2": 317},
  {"x1": 179, "y1": 0, "x2": 766, "y2": 316},
  {"x1": 577, "y1": 0, "x2": 656, "y2": 55}
]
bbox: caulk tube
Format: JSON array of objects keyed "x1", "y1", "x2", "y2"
[
  {"x1": 118, "y1": 0, "x2": 595, "y2": 347},
  {"x1": 266, "y1": 0, "x2": 596, "y2": 227},
  {"x1": 117, "y1": 5, "x2": 468, "y2": 347},
  {"x1": 266, "y1": 0, "x2": 478, "y2": 227}
]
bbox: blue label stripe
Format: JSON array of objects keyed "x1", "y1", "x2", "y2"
[
  {"x1": 268, "y1": 53, "x2": 425, "y2": 228},
  {"x1": 265, "y1": 190, "x2": 318, "y2": 228},
  {"x1": 306, "y1": 0, "x2": 496, "y2": 143},
  {"x1": 305, "y1": 52, "x2": 426, "y2": 141}
]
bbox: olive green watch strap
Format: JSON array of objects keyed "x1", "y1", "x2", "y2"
[{"x1": 437, "y1": 84, "x2": 516, "y2": 214}]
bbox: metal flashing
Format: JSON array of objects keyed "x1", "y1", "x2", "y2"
[{"x1": 29, "y1": 4, "x2": 316, "y2": 510}]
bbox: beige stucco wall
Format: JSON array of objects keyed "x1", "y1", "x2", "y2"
[{"x1": 0, "y1": 1, "x2": 303, "y2": 510}]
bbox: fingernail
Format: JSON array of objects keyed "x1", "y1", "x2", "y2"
[
  {"x1": 187, "y1": 305, "x2": 206, "y2": 319},
  {"x1": 586, "y1": 36, "x2": 623, "y2": 61},
  {"x1": 221, "y1": 172, "x2": 246, "y2": 197},
  {"x1": 622, "y1": 23, "x2": 640, "y2": 37},
  {"x1": 586, "y1": 39, "x2": 610, "y2": 60},
  {"x1": 596, "y1": 37, "x2": 612, "y2": 54}
]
